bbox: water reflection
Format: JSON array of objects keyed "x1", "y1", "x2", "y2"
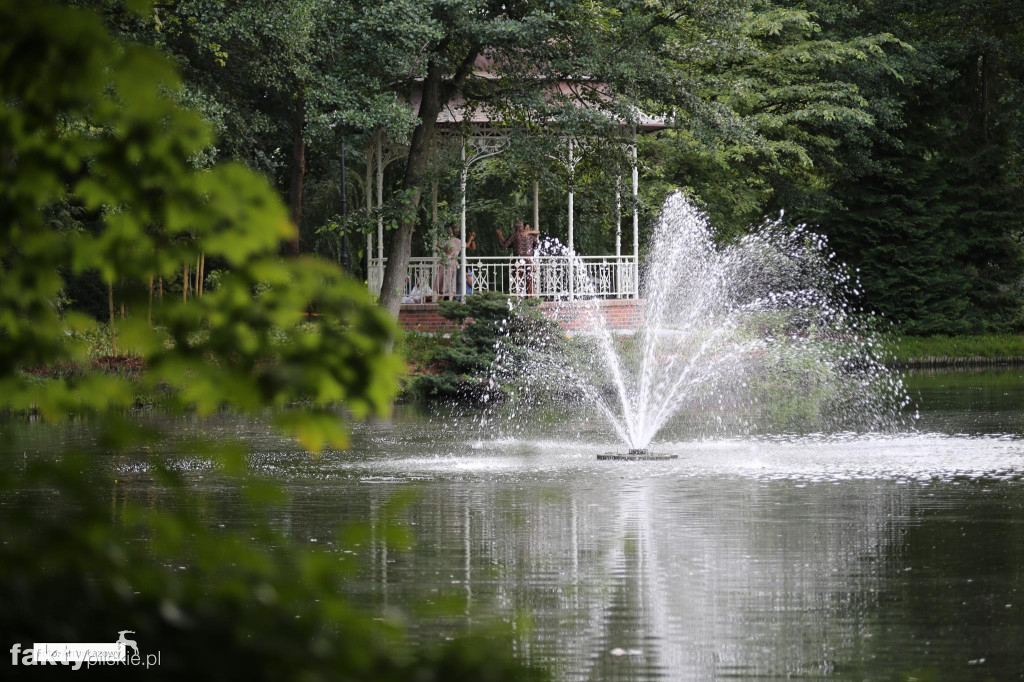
[
  {"x1": 241, "y1": 418, "x2": 1022, "y2": 680},
  {"x1": 2, "y1": 371, "x2": 1024, "y2": 679},
  {"x1": 323, "y1": 470, "x2": 905, "y2": 680}
]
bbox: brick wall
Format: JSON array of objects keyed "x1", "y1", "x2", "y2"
[
  {"x1": 398, "y1": 298, "x2": 644, "y2": 333},
  {"x1": 540, "y1": 298, "x2": 644, "y2": 331},
  {"x1": 397, "y1": 303, "x2": 461, "y2": 333}
]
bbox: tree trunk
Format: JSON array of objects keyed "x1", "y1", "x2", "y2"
[
  {"x1": 287, "y1": 92, "x2": 306, "y2": 256},
  {"x1": 108, "y1": 281, "x2": 115, "y2": 353},
  {"x1": 980, "y1": 52, "x2": 989, "y2": 143},
  {"x1": 378, "y1": 62, "x2": 448, "y2": 318}
]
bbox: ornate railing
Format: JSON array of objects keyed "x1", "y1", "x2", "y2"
[{"x1": 369, "y1": 255, "x2": 638, "y2": 300}]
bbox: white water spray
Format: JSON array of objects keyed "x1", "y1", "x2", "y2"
[{"x1": 484, "y1": 193, "x2": 909, "y2": 450}]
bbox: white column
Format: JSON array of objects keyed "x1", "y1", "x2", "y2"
[
  {"x1": 366, "y1": 144, "x2": 373, "y2": 287},
  {"x1": 533, "y1": 180, "x2": 541, "y2": 298},
  {"x1": 615, "y1": 178, "x2": 622, "y2": 257},
  {"x1": 567, "y1": 137, "x2": 575, "y2": 300},
  {"x1": 615, "y1": 178, "x2": 621, "y2": 298},
  {"x1": 567, "y1": 138, "x2": 575, "y2": 256},
  {"x1": 533, "y1": 180, "x2": 539, "y2": 232},
  {"x1": 431, "y1": 179, "x2": 438, "y2": 257},
  {"x1": 376, "y1": 133, "x2": 384, "y2": 264},
  {"x1": 632, "y1": 142, "x2": 639, "y2": 299},
  {"x1": 460, "y1": 138, "x2": 468, "y2": 298}
]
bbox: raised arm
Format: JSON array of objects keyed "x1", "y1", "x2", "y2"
[{"x1": 496, "y1": 229, "x2": 512, "y2": 249}]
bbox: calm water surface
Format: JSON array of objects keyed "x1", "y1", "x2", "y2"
[{"x1": 5, "y1": 369, "x2": 1024, "y2": 680}]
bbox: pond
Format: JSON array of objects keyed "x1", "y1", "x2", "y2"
[{"x1": 4, "y1": 368, "x2": 1024, "y2": 680}]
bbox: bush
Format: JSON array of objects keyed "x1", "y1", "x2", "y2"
[
  {"x1": 0, "y1": 2, "x2": 544, "y2": 679},
  {"x1": 410, "y1": 292, "x2": 564, "y2": 401}
]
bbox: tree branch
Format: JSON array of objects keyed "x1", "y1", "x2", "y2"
[{"x1": 443, "y1": 46, "x2": 481, "y2": 99}]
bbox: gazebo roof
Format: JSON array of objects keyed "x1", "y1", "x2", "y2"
[{"x1": 403, "y1": 54, "x2": 667, "y2": 132}]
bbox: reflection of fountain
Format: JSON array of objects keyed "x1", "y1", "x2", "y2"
[
  {"x1": 487, "y1": 193, "x2": 908, "y2": 452},
  {"x1": 352, "y1": 468, "x2": 911, "y2": 681}
]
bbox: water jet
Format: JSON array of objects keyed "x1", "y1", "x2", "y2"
[{"x1": 483, "y1": 193, "x2": 908, "y2": 455}]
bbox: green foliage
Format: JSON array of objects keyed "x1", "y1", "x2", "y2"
[
  {"x1": 0, "y1": 2, "x2": 543, "y2": 678},
  {"x1": 396, "y1": 329, "x2": 456, "y2": 376},
  {"x1": 411, "y1": 292, "x2": 563, "y2": 401},
  {"x1": 649, "y1": 0, "x2": 910, "y2": 237},
  {"x1": 73, "y1": 0, "x2": 436, "y2": 262},
  {"x1": 748, "y1": 0, "x2": 1024, "y2": 335},
  {"x1": 882, "y1": 334, "x2": 1024, "y2": 361},
  {"x1": 0, "y1": 0, "x2": 402, "y2": 431},
  {"x1": 65, "y1": 0, "x2": 1024, "y2": 334}
]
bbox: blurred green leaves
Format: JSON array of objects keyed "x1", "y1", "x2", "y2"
[
  {"x1": 0, "y1": 0, "x2": 401, "y2": 432},
  {"x1": 0, "y1": 1, "x2": 543, "y2": 679}
]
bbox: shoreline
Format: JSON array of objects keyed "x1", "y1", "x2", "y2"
[
  {"x1": 880, "y1": 334, "x2": 1024, "y2": 369},
  {"x1": 889, "y1": 356, "x2": 1024, "y2": 369}
]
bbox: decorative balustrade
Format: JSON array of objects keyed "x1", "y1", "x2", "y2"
[{"x1": 369, "y1": 255, "x2": 638, "y2": 300}]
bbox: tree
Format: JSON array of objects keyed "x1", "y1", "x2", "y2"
[
  {"x1": 648, "y1": 0, "x2": 908, "y2": 235},
  {"x1": 645, "y1": 0, "x2": 1024, "y2": 334},
  {"x1": 797, "y1": 0, "x2": 1024, "y2": 333},
  {"x1": 80, "y1": 0, "x2": 431, "y2": 256},
  {"x1": 0, "y1": 2, "x2": 544, "y2": 678},
  {"x1": 822, "y1": 97, "x2": 973, "y2": 335}
]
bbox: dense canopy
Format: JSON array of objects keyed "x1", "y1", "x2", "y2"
[{"x1": 45, "y1": 0, "x2": 1024, "y2": 331}]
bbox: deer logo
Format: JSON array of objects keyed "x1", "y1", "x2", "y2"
[{"x1": 116, "y1": 631, "x2": 139, "y2": 659}]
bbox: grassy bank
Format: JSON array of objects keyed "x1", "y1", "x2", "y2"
[{"x1": 881, "y1": 334, "x2": 1024, "y2": 363}]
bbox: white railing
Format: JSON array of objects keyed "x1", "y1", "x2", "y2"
[{"x1": 369, "y1": 255, "x2": 638, "y2": 301}]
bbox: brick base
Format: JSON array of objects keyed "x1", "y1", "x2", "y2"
[
  {"x1": 398, "y1": 298, "x2": 644, "y2": 333},
  {"x1": 541, "y1": 298, "x2": 644, "y2": 332},
  {"x1": 397, "y1": 303, "x2": 459, "y2": 333}
]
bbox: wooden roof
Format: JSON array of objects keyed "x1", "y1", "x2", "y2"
[{"x1": 403, "y1": 54, "x2": 668, "y2": 132}]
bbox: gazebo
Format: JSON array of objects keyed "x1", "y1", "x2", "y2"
[{"x1": 364, "y1": 60, "x2": 666, "y2": 306}]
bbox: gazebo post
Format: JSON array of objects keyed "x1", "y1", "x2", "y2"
[
  {"x1": 615, "y1": 178, "x2": 622, "y2": 298},
  {"x1": 615, "y1": 180, "x2": 622, "y2": 258},
  {"x1": 567, "y1": 137, "x2": 575, "y2": 299},
  {"x1": 376, "y1": 133, "x2": 384, "y2": 265},
  {"x1": 459, "y1": 137, "x2": 468, "y2": 298},
  {"x1": 366, "y1": 143, "x2": 373, "y2": 288},
  {"x1": 631, "y1": 140, "x2": 639, "y2": 298},
  {"x1": 533, "y1": 180, "x2": 539, "y2": 231},
  {"x1": 431, "y1": 178, "x2": 438, "y2": 260}
]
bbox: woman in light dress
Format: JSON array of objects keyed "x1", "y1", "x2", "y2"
[{"x1": 434, "y1": 224, "x2": 475, "y2": 300}]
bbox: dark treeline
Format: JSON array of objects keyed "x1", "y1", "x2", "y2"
[
  {"x1": 71, "y1": 0, "x2": 1024, "y2": 335},
  {"x1": 742, "y1": 0, "x2": 1024, "y2": 336}
]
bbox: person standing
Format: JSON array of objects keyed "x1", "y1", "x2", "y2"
[
  {"x1": 496, "y1": 220, "x2": 538, "y2": 295},
  {"x1": 434, "y1": 224, "x2": 460, "y2": 301}
]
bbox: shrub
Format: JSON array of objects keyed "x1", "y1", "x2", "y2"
[
  {"x1": 411, "y1": 292, "x2": 564, "y2": 401},
  {"x1": 0, "y1": 2, "x2": 544, "y2": 679}
]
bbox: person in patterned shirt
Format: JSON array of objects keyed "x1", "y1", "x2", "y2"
[{"x1": 496, "y1": 220, "x2": 539, "y2": 295}]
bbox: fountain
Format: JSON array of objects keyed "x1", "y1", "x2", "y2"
[
  {"x1": 597, "y1": 448, "x2": 675, "y2": 461},
  {"x1": 482, "y1": 192, "x2": 909, "y2": 457}
]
